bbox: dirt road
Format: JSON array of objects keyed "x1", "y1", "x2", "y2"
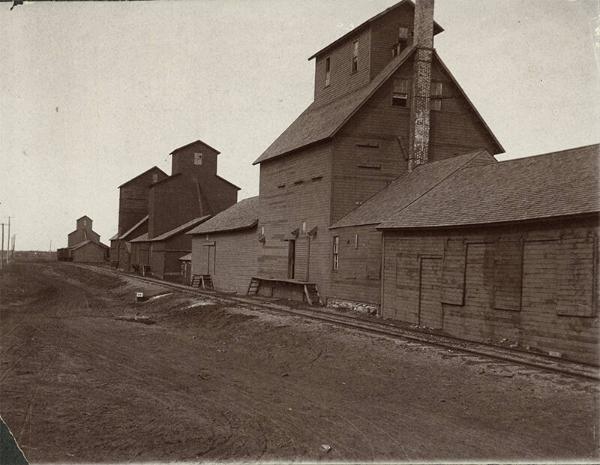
[{"x1": 1, "y1": 262, "x2": 598, "y2": 463}]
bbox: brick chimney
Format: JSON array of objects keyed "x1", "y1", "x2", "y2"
[{"x1": 408, "y1": 0, "x2": 435, "y2": 172}]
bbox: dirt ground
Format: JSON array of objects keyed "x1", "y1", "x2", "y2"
[{"x1": 1, "y1": 261, "x2": 598, "y2": 463}]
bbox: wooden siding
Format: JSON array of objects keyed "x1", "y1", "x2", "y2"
[
  {"x1": 258, "y1": 143, "x2": 334, "y2": 297},
  {"x1": 118, "y1": 169, "x2": 166, "y2": 236},
  {"x1": 330, "y1": 55, "x2": 501, "y2": 223},
  {"x1": 191, "y1": 228, "x2": 258, "y2": 294},
  {"x1": 67, "y1": 228, "x2": 100, "y2": 247},
  {"x1": 314, "y1": 28, "x2": 371, "y2": 106},
  {"x1": 329, "y1": 225, "x2": 382, "y2": 305},
  {"x1": 171, "y1": 141, "x2": 219, "y2": 178},
  {"x1": 71, "y1": 242, "x2": 107, "y2": 263},
  {"x1": 381, "y1": 217, "x2": 600, "y2": 365},
  {"x1": 149, "y1": 233, "x2": 192, "y2": 281},
  {"x1": 369, "y1": 2, "x2": 415, "y2": 79}
]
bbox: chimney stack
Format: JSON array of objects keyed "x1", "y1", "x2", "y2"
[{"x1": 408, "y1": 0, "x2": 435, "y2": 172}]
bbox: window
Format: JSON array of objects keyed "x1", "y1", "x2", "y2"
[
  {"x1": 332, "y1": 236, "x2": 339, "y2": 270},
  {"x1": 431, "y1": 81, "x2": 443, "y2": 111},
  {"x1": 194, "y1": 152, "x2": 203, "y2": 165},
  {"x1": 392, "y1": 26, "x2": 410, "y2": 57},
  {"x1": 392, "y1": 78, "x2": 410, "y2": 107},
  {"x1": 325, "y1": 57, "x2": 331, "y2": 87},
  {"x1": 351, "y1": 40, "x2": 359, "y2": 73},
  {"x1": 354, "y1": 233, "x2": 359, "y2": 249},
  {"x1": 152, "y1": 173, "x2": 159, "y2": 183}
]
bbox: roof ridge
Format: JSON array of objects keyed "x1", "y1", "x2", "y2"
[{"x1": 497, "y1": 143, "x2": 600, "y2": 164}]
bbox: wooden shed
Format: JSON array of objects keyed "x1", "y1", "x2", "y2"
[
  {"x1": 378, "y1": 144, "x2": 599, "y2": 365},
  {"x1": 70, "y1": 240, "x2": 109, "y2": 263},
  {"x1": 188, "y1": 197, "x2": 259, "y2": 294}
]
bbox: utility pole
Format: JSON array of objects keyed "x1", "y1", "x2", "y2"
[
  {"x1": 6, "y1": 217, "x2": 10, "y2": 263},
  {"x1": 1, "y1": 223, "x2": 4, "y2": 269}
]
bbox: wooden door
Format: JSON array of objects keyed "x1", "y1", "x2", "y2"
[
  {"x1": 419, "y1": 257, "x2": 443, "y2": 329},
  {"x1": 294, "y1": 237, "x2": 309, "y2": 282},
  {"x1": 206, "y1": 245, "x2": 216, "y2": 275}
]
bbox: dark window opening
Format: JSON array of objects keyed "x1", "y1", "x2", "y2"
[
  {"x1": 392, "y1": 78, "x2": 410, "y2": 107},
  {"x1": 431, "y1": 81, "x2": 443, "y2": 111},
  {"x1": 325, "y1": 57, "x2": 331, "y2": 87},
  {"x1": 392, "y1": 27, "x2": 410, "y2": 57},
  {"x1": 351, "y1": 40, "x2": 359, "y2": 73},
  {"x1": 332, "y1": 236, "x2": 339, "y2": 271}
]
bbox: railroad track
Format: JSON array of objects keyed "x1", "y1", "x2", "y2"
[{"x1": 76, "y1": 264, "x2": 600, "y2": 382}]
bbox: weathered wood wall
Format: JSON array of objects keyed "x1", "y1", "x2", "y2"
[
  {"x1": 382, "y1": 216, "x2": 600, "y2": 365},
  {"x1": 191, "y1": 228, "x2": 258, "y2": 294}
]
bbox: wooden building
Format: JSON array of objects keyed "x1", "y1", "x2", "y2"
[
  {"x1": 375, "y1": 144, "x2": 599, "y2": 365},
  {"x1": 329, "y1": 149, "x2": 496, "y2": 310},
  {"x1": 252, "y1": 0, "x2": 502, "y2": 301},
  {"x1": 188, "y1": 196, "x2": 259, "y2": 294},
  {"x1": 70, "y1": 240, "x2": 109, "y2": 263},
  {"x1": 110, "y1": 167, "x2": 167, "y2": 269},
  {"x1": 125, "y1": 139, "x2": 239, "y2": 281},
  {"x1": 59, "y1": 216, "x2": 109, "y2": 263}
]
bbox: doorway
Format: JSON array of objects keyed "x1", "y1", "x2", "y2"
[{"x1": 418, "y1": 257, "x2": 443, "y2": 329}]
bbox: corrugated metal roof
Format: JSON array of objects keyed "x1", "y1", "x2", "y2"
[
  {"x1": 150, "y1": 215, "x2": 211, "y2": 242},
  {"x1": 188, "y1": 197, "x2": 259, "y2": 235},
  {"x1": 378, "y1": 144, "x2": 600, "y2": 229},
  {"x1": 331, "y1": 150, "x2": 497, "y2": 229}
]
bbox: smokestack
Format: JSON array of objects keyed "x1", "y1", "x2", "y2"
[{"x1": 408, "y1": 0, "x2": 435, "y2": 172}]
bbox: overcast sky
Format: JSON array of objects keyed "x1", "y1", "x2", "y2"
[{"x1": 1, "y1": 0, "x2": 598, "y2": 250}]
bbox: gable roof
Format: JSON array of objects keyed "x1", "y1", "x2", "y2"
[
  {"x1": 308, "y1": 0, "x2": 443, "y2": 61},
  {"x1": 216, "y1": 174, "x2": 241, "y2": 191},
  {"x1": 378, "y1": 144, "x2": 600, "y2": 230},
  {"x1": 188, "y1": 196, "x2": 259, "y2": 235},
  {"x1": 331, "y1": 150, "x2": 497, "y2": 229},
  {"x1": 76, "y1": 215, "x2": 92, "y2": 222},
  {"x1": 178, "y1": 253, "x2": 192, "y2": 261},
  {"x1": 70, "y1": 240, "x2": 109, "y2": 250},
  {"x1": 129, "y1": 233, "x2": 150, "y2": 243},
  {"x1": 150, "y1": 215, "x2": 211, "y2": 242},
  {"x1": 118, "y1": 166, "x2": 167, "y2": 189},
  {"x1": 170, "y1": 139, "x2": 221, "y2": 156},
  {"x1": 119, "y1": 215, "x2": 149, "y2": 241},
  {"x1": 254, "y1": 47, "x2": 503, "y2": 165},
  {"x1": 254, "y1": 45, "x2": 416, "y2": 165}
]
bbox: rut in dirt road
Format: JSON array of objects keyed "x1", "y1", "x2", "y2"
[{"x1": 1, "y1": 262, "x2": 598, "y2": 463}]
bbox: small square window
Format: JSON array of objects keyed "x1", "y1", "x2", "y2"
[
  {"x1": 152, "y1": 173, "x2": 158, "y2": 183},
  {"x1": 392, "y1": 78, "x2": 410, "y2": 107},
  {"x1": 325, "y1": 57, "x2": 331, "y2": 87},
  {"x1": 194, "y1": 153, "x2": 203, "y2": 165}
]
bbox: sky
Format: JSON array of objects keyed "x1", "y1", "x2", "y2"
[{"x1": 1, "y1": 0, "x2": 599, "y2": 250}]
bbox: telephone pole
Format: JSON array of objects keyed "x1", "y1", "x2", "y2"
[
  {"x1": 6, "y1": 217, "x2": 11, "y2": 263},
  {"x1": 1, "y1": 222, "x2": 5, "y2": 269}
]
